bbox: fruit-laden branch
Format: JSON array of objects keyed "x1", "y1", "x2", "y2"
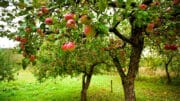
[{"x1": 109, "y1": 22, "x2": 136, "y2": 46}]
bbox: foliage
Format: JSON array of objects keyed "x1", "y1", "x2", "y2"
[{"x1": 0, "y1": 49, "x2": 19, "y2": 81}]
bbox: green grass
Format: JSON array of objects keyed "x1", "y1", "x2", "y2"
[{"x1": 0, "y1": 70, "x2": 179, "y2": 101}]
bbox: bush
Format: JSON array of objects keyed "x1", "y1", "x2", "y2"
[{"x1": 0, "y1": 48, "x2": 19, "y2": 81}]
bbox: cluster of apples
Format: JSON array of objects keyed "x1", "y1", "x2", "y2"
[
  {"x1": 36, "y1": 6, "x2": 96, "y2": 51},
  {"x1": 64, "y1": 13, "x2": 77, "y2": 28},
  {"x1": 139, "y1": 1, "x2": 160, "y2": 10},
  {"x1": 164, "y1": 44, "x2": 178, "y2": 51},
  {"x1": 15, "y1": 36, "x2": 27, "y2": 50},
  {"x1": 15, "y1": 36, "x2": 36, "y2": 62},
  {"x1": 61, "y1": 14, "x2": 95, "y2": 51}
]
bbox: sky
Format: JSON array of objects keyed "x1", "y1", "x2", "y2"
[
  {"x1": 0, "y1": 2, "x2": 21, "y2": 48},
  {"x1": 0, "y1": 37, "x2": 19, "y2": 48}
]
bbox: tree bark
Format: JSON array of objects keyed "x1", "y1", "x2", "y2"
[
  {"x1": 81, "y1": 74, "x2": 88, "y2": 101},
  {"x1": 122, "y1": 78, "x2": 135, "y2": 101}
]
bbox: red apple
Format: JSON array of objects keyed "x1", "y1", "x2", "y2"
[
  {"x1": 41, "y1": 6, "x2": 49, "y2": 13},
  {"x1": 155, "y1": 2, "x2": 160, "y2": 5},
  {"x1": 84, "y1": 25, "x2": 95, "y2": 36},
  {"x1": 45, "y1": 18, "x2": 53, "y2": 25},
  {"x1": 146, "y1": 22, "x2": 154, "y2": 32},
  {"x1": 66, "y1": 19, "x2": 76, "y2": 28},
  {"x1": 29, "y1": 55, "x2": 36, "y2": 62},
  {"x1": 36, "y1": 28, "x2": 42, "y2": 34},
  {"x1": 170, "y1": 44, "x2": 178, "y2": 50},
  {"x1": 20, "y1": 38, "x2": 27, "y2": 44},
  {"x1": 139, "y1": 4, "x2": 147, "y2": 10},
  {"x1": 173, "y1": 0, "x2": 180, "y2": 5},
  {"x1": 15, "y1": 36, "x2": 21, "y2": 41},
  {"x1": 61, "y1": 42, "x2": 75, "y2": 51},
  {"x1": 84, "y1": 25, "x2": 91, "y2": 35},
  {"x1": 25, "y1": 27, "x2": 31, "y2": 33},
  {"x1": 20, "y1": 44, "x2": 25, "y2": 50},
  {"x1": 64, "y1": 13, "x2": 75, "y2": 20},
  {"x1": 164, "y1": 44, "x2": 170, "y2": 50}
]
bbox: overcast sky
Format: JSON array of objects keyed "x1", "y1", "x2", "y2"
[
  {"x1": 0, "y1": 37, "x2": 19, "y2": 48},
  {"x1": 0, "y1": 2, "x2": 21, "y2": 48}
]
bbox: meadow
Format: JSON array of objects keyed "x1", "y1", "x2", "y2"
[{"x1": 0, "y1": 69, "x2": 179, "y2": 101}]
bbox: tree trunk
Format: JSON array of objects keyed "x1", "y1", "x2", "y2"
[
  {"x1": 165, "y1": 64, "x2": 171, "y2": 83},
  {"x1": 164, "y1": 56, "x2": 173, "y2": 83},
  {"x1": 122, "y1": 78, "x2": 135, "y2": 101},
  {"x1": 81, "y1": 62, "x2": 101, "y2": 101},
  {"x1": 81, "y1": 74, "x2": 88, "y2": 101}
]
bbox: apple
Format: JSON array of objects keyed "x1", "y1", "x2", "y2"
[
  {"x1": 20, "y1": 38, "x2": 27, "y2": 44},
  {"x1": 61, "y1": 42, "x2": 75, "y2": 51},
  {"x1": 64, "y1": 13, "x2": 76, "y2": 20},
  {"x1": 154, "y1": 2, "x2": 160, "y2": 5},
  {"x1": 45, "y1": 18, "x2": 53, "y2": 25},
  {"x1": 66, "y1": 19, "x2": 76, "y2": 28},
  {"x1": 15, "y1": 36, "x2": 21, "y2": 41},
  {"x1": 41, "y1": 6, "x2": 49, "y2": 13},
  {"x1": 25, "y1": 27, "x2": 31, "y2": 33},
  {"x1": 170, "y1": 45, "x2": 178, "y2": 50},
  {"x1": 36, "y1": 28, "x2": 42, "y2": 34},
  {"x1": 84, "y1": 25, "x2": 95, "y2": 36},
  {"x1": 20, "y1": 44, "x2": 25, "y2": 50},
  {"x1": 80, "y1": 15, "x2": 91, "y2": 24},
  {"x1": 164, "y1": 44, "x2": 170, "y2": 50},
  {"x1": 146, "y1": 22, "x2": 154, "y2": 32},
  {"x1": 29, "y1": 55, "x2": 36, "y2": 62},
  {"x1": 173, "y1": 0, "x2": 180, "y2": 5},
  {"x1": 139, "y1": 4, "x2": 147, "y2": 10}
]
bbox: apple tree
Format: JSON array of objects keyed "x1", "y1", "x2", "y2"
[
  {"x1": 3, "y1": 0, "x2": 179, "y2": 101},
  {"x1": 145, "y1": 0, "x2": 180, "y2": 83}
]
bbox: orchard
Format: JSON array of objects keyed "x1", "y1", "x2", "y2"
[{"x1": 0, "y1": 0, "x2": 180, "y2": 101}]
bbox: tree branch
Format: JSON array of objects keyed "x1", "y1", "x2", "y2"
[{"x1": 109, "y1": 23, "x2": 135, "y2": 46}]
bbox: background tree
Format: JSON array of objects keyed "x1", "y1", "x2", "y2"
[
  {"x1": 0, "y1": 48, "x2": 20, "y2": 82},
  {"x1": 145, "y1": 0, "x2": 180, "y2": 83}
]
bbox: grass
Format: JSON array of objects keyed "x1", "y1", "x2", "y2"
[{"x1": 0, "y1": 70, "x2": 179, "y2": 101}]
